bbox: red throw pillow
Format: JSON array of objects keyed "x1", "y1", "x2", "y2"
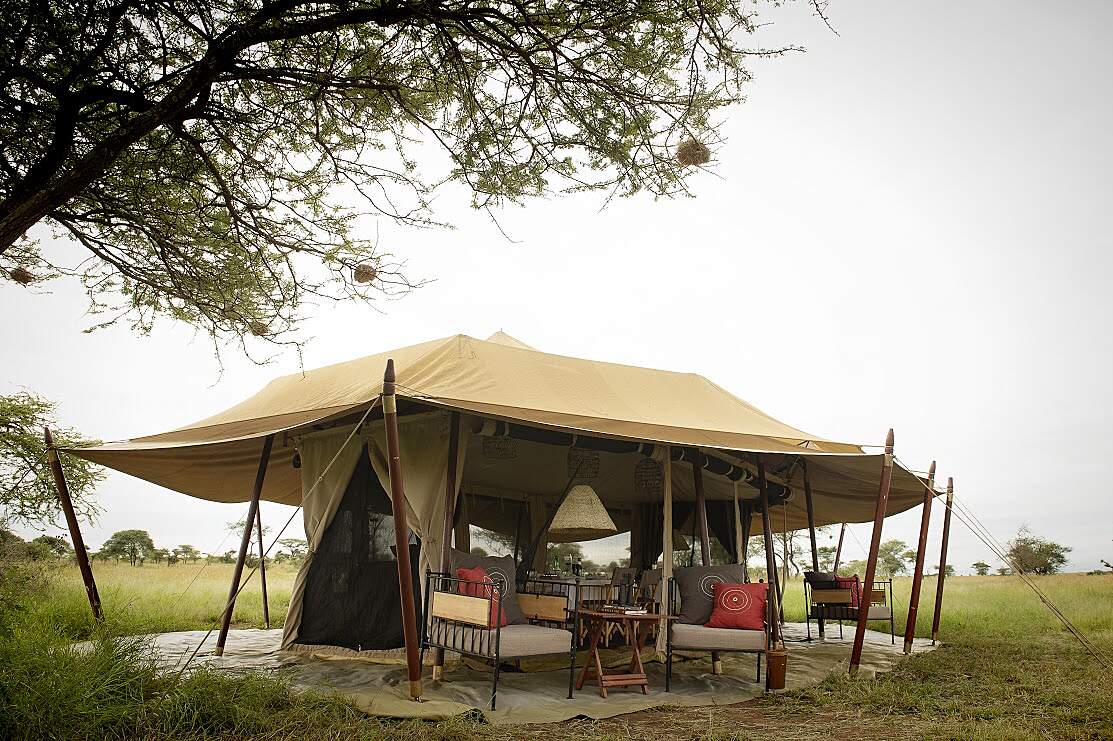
[
  {"x1": 835, "y1": 575, "x2": 861, "y2": 607},
  {"x1": 704, "y1": 582, "x2": 767, "y2": 630},
  {"x1": 455, "y1": 566, "x2": 508, "y2": 628}
]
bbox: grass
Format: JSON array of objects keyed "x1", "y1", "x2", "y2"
[{"x1": 14, "y1": 561, "x2": 1113, "y2": 740}]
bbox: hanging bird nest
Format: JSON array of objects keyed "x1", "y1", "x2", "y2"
[
  {"x1": 676, "y1": 138, "x2": 711, "y2": 167},
  {"x1": 547, "y1": 484, "x2": 617, "y2": 543},
  {"x1": 8, "y1": 267, "x2": 34, "y2": 285},
  {"x1": 354, "y1": 263, "x2": 378, "y2": 284},
  {"x1": 248, "y1": 320, "x2": 270, "y2": 337}
]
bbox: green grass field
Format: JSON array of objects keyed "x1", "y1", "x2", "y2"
[{"x1": 17, "y1": 562, "x2": 1113, "y2": 740}]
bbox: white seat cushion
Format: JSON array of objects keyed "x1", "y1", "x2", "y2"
[
  {"x1": 498, "y1": 624, "x2": 573, "y2": 658},
  {"x1": 671, "y1": 623, "x2": 765, "y2": 651}
]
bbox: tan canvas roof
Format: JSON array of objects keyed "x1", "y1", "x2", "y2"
[{"x1": 69, "y1": 332, "x2": 934, "y2": 529}]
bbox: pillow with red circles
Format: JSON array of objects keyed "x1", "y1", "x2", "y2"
[{"x1": 704, "y1": 582, "x2": 767, "y2": 630}]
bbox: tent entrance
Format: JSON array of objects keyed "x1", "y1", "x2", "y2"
[{"x1": 295, "y1": 446, "x2": 421, "y2": 651}]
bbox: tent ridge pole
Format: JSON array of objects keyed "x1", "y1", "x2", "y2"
[
  {"x1": 215, "y1": 433, "x2": 273, "y2": 656},
  {"x1": 44, "y1": 428, "x2": 103, "y2": 623},
  {"x1": 433, "y1": 410, "x2": 461, "y2": 681},
  {"x1": 802, "y1": 460, "x2": 823, "y2": 639},
  {"x1": 903, "y1": 460, "x2": 936, "y2": 654},
  {"x1": 931, "y1": 477, "x2": 955, "y2": 644},
  {"x1": 849, "y1": 429, "x2": 895, "y2": 676},
  {"x1": 383, "y1": 359, "x2": 423, "y2": 699}
]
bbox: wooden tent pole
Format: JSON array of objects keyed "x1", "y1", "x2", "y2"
[
  {"x1": 849, "y1": 429, "x2": 895, "y2": 676},
  {"x1": 255, "y1": 504, "x2": 269, "y2": 629},
  {"x1": 756, "y1": 455, "x2": 781, "y2": 690},
  {"x1": 833, "y1": 522, "x2": 847, "y2": 575},
  {"x1": 931, "y1": 477, "x2": 954, "y2": 645},
  {"x1": 740, "y1": 501, "x2": 753, "y2": 582},
  {"x1": 732, "y1": 483, "x2": 744, "y2": 564},
  {"x1": 433, "y1": 410, "x2": 461, "y2": 681},
  {"x1": 383, "y1": 359, "x2": 423, "y2": 699},
  {"x1": 903, "y1": 461, "x2": 936, "y2": 654},
  {"x1": 215, "y1": 434, "x2": 273, "y2": 656},
  {"x1": 43, "y1": 428, "x2": 103, "y2": 623},
  {"x1": 692, "y1": 450, "x2": 720, "y2": 673},
  {"x1": 802, "y1": 460, "x2": 823, "y2": 638}
]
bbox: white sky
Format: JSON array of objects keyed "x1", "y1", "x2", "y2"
[{"x1": 4, "y1": 1, "x2": 1112, "y2": 574}]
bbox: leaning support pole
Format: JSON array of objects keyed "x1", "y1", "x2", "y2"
[
  {"x1": 215, "y1": 434, "x2": 274, "y2": 656},
  {"x1": 433, "y1": 411, "x2": 461, "y2": 681},
  {"x1": 756, "y1": 456, "x2": 781, "y2": 691},
  {"x1": 740, "y1": 501, "x2": 753, "y2": 582},
  {"x1": 833, "y1": 522, "x2": 847, "y2": 575},
  {"x1": 849, "y1": 429, "x2": 895, "y2": 676},
  {"x1": 255, "y1": 505, "x2": 270, "y2": 630},
  {"x1": 903, "y1": 461, "x2": 936, "y2": 654},
  {"x1": 931, "y1": 477, "x2": 955, "y2": 645},
  {"x1": 383, "y1": 359, "x2": 423, "y2": 700},
  {"x1": 44, "y1": 428, "x2": 103, "y2": 623},
  {"x1": 692, "y1": 451, "x2": 721, "y2": 674},
  {"x1": 802, "y1": 460, "x2": 824, "y2": 638}
]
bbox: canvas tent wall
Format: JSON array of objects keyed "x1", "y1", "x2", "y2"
[{"x1": 67, "y1": 332, "x2": 935, "y2": 652}]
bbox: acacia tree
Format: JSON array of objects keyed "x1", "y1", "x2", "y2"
[
  {"x1": 0, "y1": 0, "x2": 818, "y2": 351},
  {"x1": 0, "y1": 392, "x2": 102, "y2": 527},
  {"x1": 1006, "y1": 527, "x2": 1071, "y2": 575}
]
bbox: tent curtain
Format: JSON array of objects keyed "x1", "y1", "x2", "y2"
[
  {"x1": 366, "y1": 412, "x2": 469, "y2": 581},
  {"x1": 705, "y1": 500, "x2": 738, "y2": 563},
  {"x1": 635, "y1": 503, "x2": 664, "y2": 571},
  {"x1": 280, "y1": 427, "x2": 366, "y2": 649}
]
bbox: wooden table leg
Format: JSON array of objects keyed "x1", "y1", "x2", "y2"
[
  {"x1": 576, "y1": 619, "x2": 608, "y2": 697},
  {"x1": 628, "y1": 619, "x2": 650, "y2": 694}
]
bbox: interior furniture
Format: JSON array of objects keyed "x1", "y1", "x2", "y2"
[{"x1": 575, "y1": 609, "x2": 673, "y2": 698}]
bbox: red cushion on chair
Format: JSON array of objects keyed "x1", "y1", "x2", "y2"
[
  {"x1": 835, "y1": 575, "x2": 861, "y2": 607},
  {"x1": 455, "y1": 566, "x2": 509, "y2": 628},
  {"x1": 704, "y1": 582, "x2": 767, "y2": 630}
]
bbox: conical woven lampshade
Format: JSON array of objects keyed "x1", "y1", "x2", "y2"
[
  {"x1": 671, "y1": 530, "x2": 690, "y2": 552},
  {"x1": 546, "y1": 484, "x2": 617, "y2": 543}
]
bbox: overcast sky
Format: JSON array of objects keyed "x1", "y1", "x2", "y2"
[{"x1": 4, "y1": 1, "x2": 1111, "y2": 575}]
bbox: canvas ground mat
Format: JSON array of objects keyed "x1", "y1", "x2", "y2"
[{"x1": 141, "y1": 623, "x2": 935, "y2": 725}]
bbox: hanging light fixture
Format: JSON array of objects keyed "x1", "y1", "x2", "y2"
[
  {"x1": 672, "y1": 530, "x2": 690, "y2": 552},
  {"x1": 546, "y1": 484, "x2": 617, "y2": 543}
]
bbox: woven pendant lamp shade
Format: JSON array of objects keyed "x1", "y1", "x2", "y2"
[
  {"x1": 546, "y1": 485, "x2": 617, "y2": 543},
  {"x1": 672, "y1": 530, "x2": 690, "y2": 552}
]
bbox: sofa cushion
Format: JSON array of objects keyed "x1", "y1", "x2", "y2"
[
  {"x1": 446, "y1": 549, "x2": 525, "y2": 624},
  {"x1": 804, "y1": 571, "x2": 838, "y2": 589},
  {"x1": 705, "y1": 582, "x2": 766, "y2": 630},
  {"x1": 498, "y1": 624, "x2": 574, "y2": 658},
  {"x1": 455, "y1": 566, "x2": 509, "y2": 628},
  {"x1": 673, "y1": 565, "x2": 748, "y2": 624},
  {"x1": 671, "y1": 623, "x2": 765, "y2": 651},
  {"x1": 835, "y1": 575, "x2": 861, "y2": 607}
]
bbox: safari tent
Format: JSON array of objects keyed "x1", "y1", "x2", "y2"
[{"x1": 63, "y1": 331, "x2": 946, "y2": 699}]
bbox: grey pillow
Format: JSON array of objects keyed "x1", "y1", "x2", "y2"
[
  {"x1": 804, "y1": 571, "x2": 838, "y2": 589},
  {"x1": 445, "y1": 549, "x2": 526, "y2": 625},
  {"x1": 673, "y1": 565, "x2": 748, "y2": 624}
]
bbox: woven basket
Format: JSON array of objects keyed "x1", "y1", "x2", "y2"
[{"x1": 546, "y1": 484, "x2": 617, "y2": 543}]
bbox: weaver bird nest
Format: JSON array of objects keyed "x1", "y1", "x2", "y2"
[
  {"x1": 248, "y1": 320, "x2": 271, "y2": 337},
  {"x1": 354, "y1": 263, "x2": 378, "y2": 284},
  {"x1": 8, "y1": 267, "x2": 34, "y2": 285},
  {"x1": 677, "y1": 138, "x2": 711, "y2": 167}
]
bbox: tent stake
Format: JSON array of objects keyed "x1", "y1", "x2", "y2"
[
  {"x1": 433, "y1": 411, "x2": 460, "y2": 681},
  {"x1": 903, "y1": 461, "x2": 936, "y2": 654},
  {"x1": 849, "y1": 429, "x2": 895, "y2": 676},
  {"x1": 931, "y1": 477, "x2": 954, "y2": 644},
  {"x1": 383, "y1": 359, "x2": 423, "y2": 700},
  {"x1": 44, "y1": 428, "x2": 103, "y2": 623},
  {"x1": 255, "y1": 505, "x2": 269, "y2": 630},
  {"x1": 756, "y1": 456, "x2": 781, "y2": 691},
  {"x1": 802, "y1": 460, "x2": 824, "y2": 638},
  {"x1": 215, "y1": 434, "x2": 273, "y2": 656},
  {"x1": 833, "y1": 522, "x2": 847, "y2": 575},
  {"x1": 692, "y1": 451, "x2": 721, "y2": 673}
]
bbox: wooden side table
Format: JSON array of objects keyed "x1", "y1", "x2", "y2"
[{"x1": 575, "y1": 610, "x2": 675, "y2": 698}]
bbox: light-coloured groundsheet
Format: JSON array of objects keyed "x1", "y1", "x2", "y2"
[{"x1": 144, "y1": 623, "x2": 934, "y2": 725}]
